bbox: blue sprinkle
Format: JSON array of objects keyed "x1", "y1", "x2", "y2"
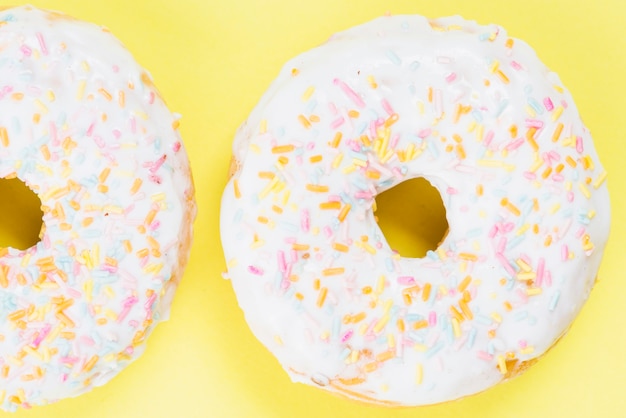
[
  {"x1": 427, "y1": 140, "x2": 439, "y2": 158},
  {"x1": 467, "y1": 327, "x2": 477, "y2": 349},
  {"x1": 356, "y1": 121, "x2": 368, "y2": 135},
  {"x1": 278, "y1": 221, "x2": 298, "y2": 233},
  {"x1": 527, "y1": 97, "x2": 543, "y2": 114},
  {"x1": 514, "y1": 310, "x2": 529, "y2": 321},
  {"x1": 386, "y1": 49, "x2": 402, "y2": 66},
  {"x1": 495, "y1": 100, "x2": 509, "y2": 117},
  {"x1": 82, "y1": 229, "x2": 103, "y2": 238},
  {"x1": 425, "y1": 341, "x2": 445, "y2": 359},
  {"x1": 385, "y1": 258, "x2": 394, "y2": 272},
  {"x1": 306, "y1": 99, "x2": 318, "y2": 114},
  {"x1": 471, "y1": 109, "x2": 484, "y2": 123},
  {"x1": 466, "y1": 228, "x2": 483, "y2": 239},
  {"x1": 475, "y1": 314, "x2": 492, "y2": 326},
  {"x1": 528, "y1": 316, "x2": 537, "y2": 326},
  {"x1": 409, "y1": 61, "x2": 420, "y2": 71},
  {"x1": 549, "y1": 291, "x2": 560, "y2": 311}
]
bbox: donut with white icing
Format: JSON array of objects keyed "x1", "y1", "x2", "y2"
[
  {"x1": 0, "y1": 6, "x2": 195, "y2": 410},
  {"x1": 221, "y1": 15, "x2": 610, "y2": 406}
]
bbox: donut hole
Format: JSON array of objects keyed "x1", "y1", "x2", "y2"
[
  {"x1": 0, "y1": 178, "x2": 44, "y2": 250},
  {"x1": 374, "y1": 177, "x2": 448, "y2": 258}
]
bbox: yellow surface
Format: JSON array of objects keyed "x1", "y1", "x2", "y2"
[{"x1": 0, "y1": 0, "x2": 623, "y2": 417}]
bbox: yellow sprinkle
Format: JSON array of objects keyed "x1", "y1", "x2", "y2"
[
  {"x1": 516, "y1": 271, "x2": 536, "y2": 281},
  {"x1": 491, "y1": 312, "x2": 503, "y2": 323},
  {"x1": 316, "y1": 287, "x2": 328, "y2": 307},
  {"x1": 0, "y1": 127, "x2": 9, "y2": 147},
  {"x1": 271, "y1": 144, "x2": 295, "y2": 154},
  {"x1": 332, "y1": 153, "x2": 343, "y2": 169},
  {"x1": 497, "y1": 355, "x2": 507, "y2": 374},
  {"x1": 451, "y1": 317, "x2": 461, "y2": 338},
  {"x1": 306, "y1": 184, "x2": 329, "y2": 193},
  {"x1": 373, "y1": 315, "x2": 390, "y2": 334},
  {"x1": 496, "y1": 69, "x2": 509, "y2": 84},
  {"x1": 323, "y1": 267, "x2": 345, "y2": 276},
  {"x1": 552, "y1": 123, "x2": 564, "y2": 142},
  {"x1": 526, "y1": 288, "x2": 542, "y2": 296},
  {"x1": 515, "y1": 259, "x2": 532, "y2": 273},
  {"x1": 320, "y1": 201, "x2": 341, "y2": 210},
  {"x1": 458, "y1": 253, "x2": 478, "y2": 262},
  {"x1": 338, "y1": 204, "x2": 351, "y2": 222},
  {"x1": 415, "y1": 364, "x2": 423, "y2": 385},
  {"x1": 520, "y1": 346, "x2": 535, "y2": 355},
  {"x1": 578, "y1": 182, "x2": 591, "y2": 199},
  {"x1": 298, "y1": 114, "x2": 311, "y2": 129},
  {"x1": 551, "y1": 105, "x2": 564, "y2": 121},
  {"x1": 302, "y1": 86, "x2": 315, "y2": 101},
  {"x1": 593, "y1": 171, "x2": 607, "y2": 189}
]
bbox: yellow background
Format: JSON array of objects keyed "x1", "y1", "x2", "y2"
[{"x1": 0, "y1": 0, "x2": 623, "y2": 417}]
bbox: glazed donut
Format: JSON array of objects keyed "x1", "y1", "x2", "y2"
[
  {"x1": 0, "y1": 6, "x2": 195, "y2": 410},
  {"x1": 221, "y1": 15, "x2": 610, "y2": 406}
]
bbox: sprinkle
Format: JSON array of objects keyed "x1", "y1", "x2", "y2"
[
  {"x1": 334, "y1": 79, "x2": 365, "y2": 108},
  {"x1": 323, "y1": 267, "x2": 345, "y2": 276}
]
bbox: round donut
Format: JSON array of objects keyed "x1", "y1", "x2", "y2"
[
  {"x1": 221, "y1": 15, "x2": 610, "y2": 406},
  {"x1": 0, "y1": 6, "x2": 195, "y2": 410}
]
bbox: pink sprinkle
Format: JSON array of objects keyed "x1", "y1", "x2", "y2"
[
  {"x1": 510, "y1": 61, "x2": 522, "y2": 71},
  {"x1": 93, "y1": 135, "x2": 106, "y2": 149},
  {"x1": 576, "y1": 136, "x2": 584, "y2": 154},
  {"x1": 86, "y1": 123, "x2": 96, "y2": 137},
  {"x1": 428, "y1": 311, "x2": 437, "y2": 326},
  {"x1": 488, "y1": 225, "x2": 498, "y2": 238},
  {"x1": 446, "y1": 187, "x2": 458, "y2": 195},
  {"x1": 20, "y1": 44, "x2": 32, "y2": 56},
  {"x1": 397, "y1": 276, "x2": 415, "y2": 285},
  {"x1": 301, "y1": 210, "x2": 310, "y2": 232},
  {"x1": 545, "y1": 271, "x2": 552, "y2": 287},
  {"x1": 248, "y1": 266, "x2": 263, "y2": 275},
  {"x1": 355, "y1": 191, "x2": 373, "y2": 200},
  {"x1": 36, "y1": 32, "x2": 48, "y2": 55},
  {"x1": 148, "y1": 155, "x2": 167, "y2": 173},
  {"x1": 144, "y1": 293, "x2": 157, "y2": 310},
  {"x1": 381, "y1": 99, "x2": 394, "y2": 115},
  {"x1": 112, "y1": 65, "x2": 120, "y2": 73},
  {"x1": 334, "y1": 79, "x2": 365, "y2": 108},
  {"x1": 116, "y1": 305, "x2": 132, "y2": 323},
  {"x1": 390, "y1": 134, "x2": 400, "y2": 149},
  {"x1": 477, "y1": 351, "x2": 494, "y2": 361},
  {"x1": 149, "y1": 91, "x2": 156, "y2": 105},
  {"x1": 306, "y1": 142, "x2": 315, "y2": 150},
  {"x1": 418, "y1": 128, "x2": 431, "y2": 138},
  {"x1": 552, "y1": 174, "x2": 564, "y2": 182},
  {"x1": 330, "y1": 117, "x2": 344, "y2": 129},
  {"x1": 543, "y1": 97, "x2": 554, "y2": 111},
  {"x1": 496, "y1": 253, "x2": 516, "y2": 276},
  {"x1": 523, "y1": 171, "x2": 536, "y2": 180},
  {"x1": 445, "y1": 72, "x2": 457, "y2": 83},
  {"x1": 502, "y1": 222, "x2": 515, "y2": 234},
  {"x1": 535, "y1": 258, "x2": 545, "y2": 287},
  {"x1": 32, "y1": 324, "x2": 52, "y2": 348},
  {"x1": 496, "y1": 237, "x2": 507, "y2": 254},
  {"x1": 518, "y1": 339, "x2": 528, "y2": 349},
  {"x1": 323, "y1": 226, "x2": 333, "y2": 238},
  {"x1": 525, "y1": 119, "x2": 544, "y2": 129},
  {"x1": 170, "y1": 141, "x2": 180, "y2": 152},
  {"x1": 280, "y1": 279, "x2": 290, "y2": 290},
  {"x1": 575, "y1": 227, "x2": 586, "y2": 239},
  {"x1": 567, "y1": 191, "x2": 575, "y2": 202},
  {"x1": 277, "y1": 251, "x2": 287, "y2": 273},
  {"x1": 341, "y1": 329, "x2": 354, "y2": 343},
  {"x1": 113, "y1": 129, "x2": 122, "y2": 139},
  {"x1": 506, "y1": 137, "x2": 525, "y2": 151},
  {"x1": 149, "y1": 220, "x2": 161, "y2": 231}
]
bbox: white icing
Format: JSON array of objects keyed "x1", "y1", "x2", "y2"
[
  {"x1": 0, "y1": 6, "x2": 195, "y2": 410},
  {"x1": 221, "y1": 15, "x2": 610, "y2": 405}
]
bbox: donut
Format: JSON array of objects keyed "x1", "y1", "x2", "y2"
[
  {"x1": 220, "y1": 15, "x2": 610, "y2": 406},
  {"x1": 0, "y1": 6, "x2": 195, "y2": 410}
]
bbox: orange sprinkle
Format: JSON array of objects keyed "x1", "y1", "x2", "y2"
[
  {"x1": 309, "y1": 114, "x2": 320, "y2": 123},
  {"x1": 145, "y1": 209, "x2": 157, "y2": 225},
  {"x1": 505, "y1": 38, "x2": 514, "y2": 48},
  {"x1": 338, "y1": 204, "x2": 351, "y2": 222},
  {"x1": 544, "y1": 235, "x2": 553, "y2": 247},
  {"x1": 351, "y1": 312, "x2": 366, "y2": 323},
  {"x1": 98, "y1": 88, "x2": 112, "y2": 101},
  {"x1": 332, "y1": 243, "x2": 349, "y2": 252},
  {"x1": 384, "y1": 113, "x2": 399, "y2": 127},
  {"x1": 348, "y1": 110, "x2": 360, "y2": 118},
  {"x1": 130, "y1": 178, "x2": 143, "y2": 194},
  {"x1": 428, "y1": 87, "x2": 433, "y2": 103},
  {"x1": 331, "y1": 132, "x2": 342, "y2": 148},
  {"x1": 455, "y1": 144, "x2": 466, "y2": 160},
  {"x1": 541, "y1": 166, "x2": 552, "y2": 179},
  {"x1": 552, "y1": 123, "x2": 564, "y2": 142},
  {"x1": 83, "y1": 355, "x2": 99, "y2": 372},
  {"x1": 292, "y1": 243, "x2": 310, "y2": 251},
  {"x1": 413, "y1": 320, "x2": 428, "y2": 330},
  {"x1": 365, "y1": 169, "x2": 381, "y2": 179},
  {"x1": 306, "y1": 184, "x2": 329, "y2": 193},
  {"x1": 422, "y1": 283, "x2": 432, "y2": 301},
  {"x1": 316, "y1": 287, "x2": 328, "y2": 307},
  {"x1": 458, "y1": 276, "x2": 472, "y2": 292},
  {"x1": 257, "y1": 216, "x2": 268, "y2": 224},
  {"x1": 500, "y1": 198, "x2": 521, "y2": 216},
  {"x1": 376, "y1": 350, "x2": 395, "y2": 362},
  {"x1": 271, "y1": 205, "x2": 283, "y2": 214},
  {"x1": 565, "y1": 156, "x2": 577, "y2": 168},
  {"x1": 476, "y1": 184, "x2": 484, "y2": 196},
  {"x1": 233, "y1": 179, "x2": 241, "y2": 199},
  {"x1": 320, "y1": 201, "x2": 341, "y2": 210},
  {"x1": 509, "y1": 125, "x2": 518, "y2": 138},
  {"x1": 323, "y1": 267, "x2": 345, "y2": 276},
  {"x1": 98, "y1": 168, "x2": 111, "y2": 183},
  {"x1": 362, "y1": 286, "x2": 372, "y2": 295},
  {"x1": 298, "y1": 115, "x2": 311, "y2": 129},
  {"x1": 309, "y1": 155, "x2": 323, "y2": 163},
  {"x1": 258, "y1": 171, "x2": 275, "y2": 179},
  {"x1": 397, "y1": 319, "x2": 406, "y2": 333},
  {"x1": 0, "y1": 127, "x2": 8, "y2": 147},
  {"x1": 459, "y1": 299, "x2": 473, "y2": 320},
  {"x1": 271, "y1": 144, "x2": 295, "y2": 154},
  {"x1": 450, "y1": 306, "x2": 464, "y2": 322},
  {"x1": 496, "y1": 69, "x2": 510, "y2": 84},
  {"x1": 458, "y1": 253, "x2": 478, "y2": 262}
]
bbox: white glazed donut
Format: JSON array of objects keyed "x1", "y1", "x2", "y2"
[
  {"x1": 0, "y1": 6, "x2": 195, "y2": 410},
  {"x1": 221, "y1": 15, "x2": 610, "y2": 406}
]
